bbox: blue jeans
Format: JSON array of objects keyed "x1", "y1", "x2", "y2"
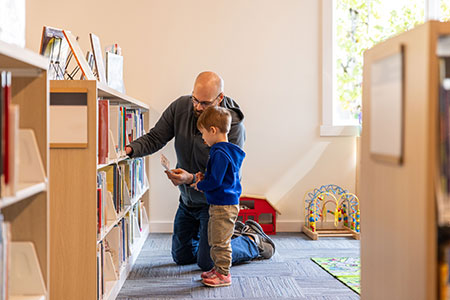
[{"x1": 171, "y1": 202, "x2": 259, "y2": 271}]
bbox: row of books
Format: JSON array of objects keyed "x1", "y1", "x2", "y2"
[
  {"x1": 98, "y1": 100, "x2": 145, "y2": 165},
  {"x1": 97, "y1": 158, "x2": 146, "y2": 236},
  {"x1": 97, "y1": 200, "x2": 147, "y2": 300}
]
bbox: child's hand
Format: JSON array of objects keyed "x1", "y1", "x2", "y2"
[
  {"x1": 195, "y1": 172, "x2": 204, "y2": 181},
  {"x1": 190, "y1": 172, "x2": 204, "y2": 191},
  {"x1": 191, "y1": 181, "x2": 199, "y2": 191}
]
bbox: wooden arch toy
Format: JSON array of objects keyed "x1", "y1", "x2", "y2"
[{"x1": 303, "y1": 184, "x2": 360, "y2": 240}]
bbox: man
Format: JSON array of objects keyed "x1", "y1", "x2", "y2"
[{"x1": 126, "y1": 71, "x2": 275, "y2": 271}]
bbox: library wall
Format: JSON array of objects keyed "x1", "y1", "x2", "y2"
[{"x1": 25, "y1": 0, "x2": 356, "y2": 232}]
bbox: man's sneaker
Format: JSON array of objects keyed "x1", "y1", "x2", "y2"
[
  {"x1": 242, "y1": 219, "x2": 276, "y2": 258},
  {"x1": 232, "y1": 221, "x2": 246, "y2": 239},
  {"x1": 202, "y1": 270, "x2": 231, "y2": 287},
  {"x1": 201, "y1": 268, "x2": 216, "y2": 279}
]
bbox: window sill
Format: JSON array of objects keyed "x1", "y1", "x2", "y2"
[{"x1": 320, "y1": 125, "x2": 360, "y2": 137}]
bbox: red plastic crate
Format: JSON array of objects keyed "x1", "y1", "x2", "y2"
[{"x1": 238, "y1": 195, "x2": 280, "y2": 235}]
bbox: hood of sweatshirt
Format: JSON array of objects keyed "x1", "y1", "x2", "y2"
[
  {"x1": 220, "y1": 96, "x2": 245, "y2": 127},
  {"x1": 210, "y1": 142, "x2": 246, "y2": 173}
]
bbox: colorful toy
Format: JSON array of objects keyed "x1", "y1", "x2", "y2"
[
  {"x1": 302, "y1": 184, "x2": 360, "y2": 240},
  {"x1": 238, "y1": 194, "x2": 281, "y2": 235}
]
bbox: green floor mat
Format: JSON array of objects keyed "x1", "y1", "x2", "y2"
[{"x1": 311, "y1": 257, "x2": 360, "y2": 294}]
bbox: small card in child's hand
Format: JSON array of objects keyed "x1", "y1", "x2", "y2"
[{"x1": 160, "y1": 154, "x2": 170, "y2": 171}]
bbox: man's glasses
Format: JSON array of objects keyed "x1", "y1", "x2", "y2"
[{"x1": 191, "y1": 93, "x2": 221, "y2": 108}]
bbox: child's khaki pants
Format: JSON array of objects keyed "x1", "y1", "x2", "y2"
[{"x1": 208, "y1": 204, "x2": 239, "y2": 275}]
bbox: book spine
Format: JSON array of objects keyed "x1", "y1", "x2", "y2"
[
  {"x1": 98, "y1": 100, "x2": 109, "y2": 165},
  {"x1": 2, "y1": 72, "x2": 11, "y2": 186}
]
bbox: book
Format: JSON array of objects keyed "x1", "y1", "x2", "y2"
[
  {"x1": 0, "y1": 72, "x2": 4, "y2": 197},
  {"x1": 98, "y1": 100, "x2": 109, "y2": 164},
  {"x1": 160, "y1": 154, "x2": 171, "y2": 172},
  {"x1": 109, "y1": 106, "x2": 120, "y2": 157},
  {"x1": 39, "y1": 26, "x2": 70, "y2": 80},
  {"x1": 2, "y1": 72, "x2": 11, "y2": 187},
  {"x1": 105, "y1": 52, "x2": 125, "y2": 93},
  {"x1": 89, "y1": 33, "x2": 107, "y2": 84},
  {"x1": 62, "y1": 30, "x2": 96, "y2": 81}
]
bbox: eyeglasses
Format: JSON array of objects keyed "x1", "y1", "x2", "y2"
[{"x1": 191, "y1": 93, "x2": 222, "y2": 108}]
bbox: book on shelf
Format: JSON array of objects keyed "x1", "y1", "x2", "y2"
[
  {"x1": 1, "y1": 72, "x2": 21, "y2": 198},
  {"x1": 108, "y1": 106, "x2": 145, "y2": 161},
  {"x1": 98, "y1": 99, "x2": 109, "y2": 165},
  {"x1": 1, "y1": 71, "x2": 11, "y2": 194}
]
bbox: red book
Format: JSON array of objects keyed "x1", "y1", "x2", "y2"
[
  {"x1": 3, "y1": 72, "x2": 11, "y2": 184},
  {"x1": 98, "y1": 100, "x2": 109, "y2": 164}
]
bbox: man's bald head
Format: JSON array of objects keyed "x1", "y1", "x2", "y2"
[
  {"x1": 193, "y1": 71, "x2": 224, "y2": 101},
  {"x1": 192, "y1": 71, "x2": 225, "y2": 117}
]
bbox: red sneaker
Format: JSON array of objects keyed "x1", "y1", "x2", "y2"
[
  {"x1": 201, "y1": 268, "x2": 216, "y2": 279},
  {"x1": 202, "y1": 270, "x2": 231, "y2": 287}
]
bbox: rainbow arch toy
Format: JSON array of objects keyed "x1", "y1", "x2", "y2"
[{"x1": 302, "y1": 184, "x2": 360, "y2": 240}]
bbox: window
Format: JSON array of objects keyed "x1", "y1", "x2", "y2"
[{"x1": 321, "y1": 0, "x2": 442, "y2": 136}]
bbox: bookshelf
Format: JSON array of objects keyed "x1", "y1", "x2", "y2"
[
  {"x1": 0, "y1": 40, "x2": 49, "y2": 299},
  {"x1": 49, "y1": 80, "x2": 150, "y2": 300},
  {"x1": 360, "y1": 21, "x2": 450, "y2": 299}
]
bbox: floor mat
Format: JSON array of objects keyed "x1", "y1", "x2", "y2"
[{"x1": 311, "y1": 257, "x2": 360, "y2": 294}]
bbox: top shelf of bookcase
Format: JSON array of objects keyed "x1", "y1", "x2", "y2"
[
  {"x1": 0, "y1": 40, "x2": 48, "y2": 71},
  {"x1": 97, "y1": 82, "x2": 149, "y2": 111}
]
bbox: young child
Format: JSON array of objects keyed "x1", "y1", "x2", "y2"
[{"x1": 191, "y1": 105, "x2": 246, "y2": 287}]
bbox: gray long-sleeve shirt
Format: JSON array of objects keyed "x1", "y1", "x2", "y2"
[{"x1": 128, "y1": 95, "x2": 246, "y2": 207}]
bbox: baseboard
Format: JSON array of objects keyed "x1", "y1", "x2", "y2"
[
  {"x1": 149, "y1": 221, "x2": 173, "y2": 233},
  {"x1": 276, "y1": 220, "x2": 303, "y2": 232},
  {"x1": 149, "y1": 220, "x2": 344, "y2": 233}
]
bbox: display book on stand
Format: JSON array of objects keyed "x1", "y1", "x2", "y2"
[
  {"x1": 96, "y1": 99, "x2": 149, "y2": 300},
  {"x1": 0, "y1": 41, "x2": 49, "y2": 299}
]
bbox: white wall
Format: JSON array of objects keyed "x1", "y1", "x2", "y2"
[{"x1": 26, "y1": 0, "x2": 356, "y2": 232}]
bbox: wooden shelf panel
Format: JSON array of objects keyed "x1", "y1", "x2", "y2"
[
  {"x1": 1, "y1": 182, "x2": 47, "y2": 209},
  {"x1": 0, "y1": 40, "x2": 48, "y2": 71},
  {"x1": 97, "y1": 82, "x2": 149, "y2": 110}
]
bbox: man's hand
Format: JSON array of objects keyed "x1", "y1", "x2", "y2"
[
  {"x1": 165, "y1": 168, "x2": 193, "y2": 186},
  {"x1": 125, "y1": 146, "x2": 132, "y2": 155}
]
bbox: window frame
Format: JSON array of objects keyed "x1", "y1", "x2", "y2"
[{"x1": 320, "y1": 0, "x2": 440, "y2": 137}]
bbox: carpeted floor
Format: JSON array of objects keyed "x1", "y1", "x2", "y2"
[{"x1": 117, "y1": 232, "x2": 360, "y2": 300}]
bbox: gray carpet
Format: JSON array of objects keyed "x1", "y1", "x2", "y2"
[{"x1": 117, "y1": 233, "x2": 360, "y2": 300}]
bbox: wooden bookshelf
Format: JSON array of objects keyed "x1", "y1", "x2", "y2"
[
  {"x1": 49, "y1": 80, "x2": 150, "y2": 300},
  {"x1": 0, "y1": 40, "x2": 49, "y2": 299},
  {"x1": 360, "y1": 21, "x2": 450, "y2": 299}
]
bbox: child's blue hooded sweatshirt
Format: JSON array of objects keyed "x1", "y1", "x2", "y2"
[{"x1": 196, "y1": 142, "x2": 245, "y2": 205}]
